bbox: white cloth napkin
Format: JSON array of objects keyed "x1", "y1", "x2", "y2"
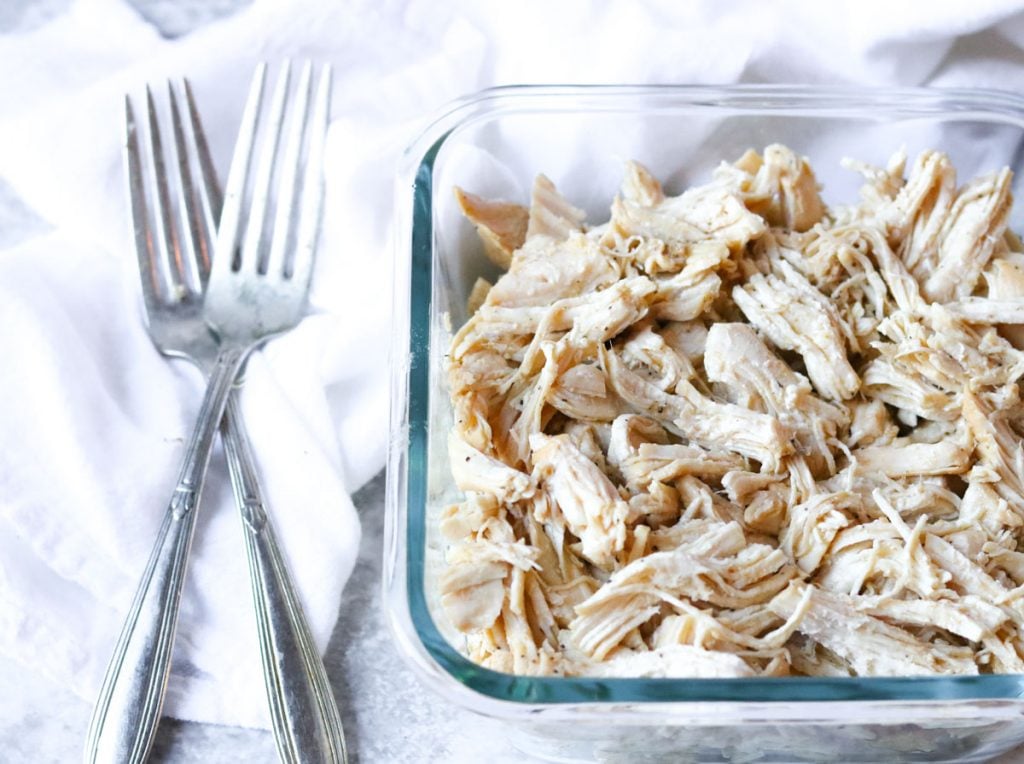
[{"x1": 3, "y1": 0, "x2": 1024, "y2": 731}]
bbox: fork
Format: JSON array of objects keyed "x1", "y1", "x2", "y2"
[{"x1": 84, "y1": 63, "x2": 346, "y2": 764}]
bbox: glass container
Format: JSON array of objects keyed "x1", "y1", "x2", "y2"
[{"x1": 385, "y1": 85, "x2": 1024, "y2": 763}]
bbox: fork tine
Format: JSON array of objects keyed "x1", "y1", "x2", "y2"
[
  {"x1": 124, "y1": 96, "x2": 163, "y2": 313},
  {"x1": 213, "y1": 62, "x2": 267, "y2": 277},
  {"x1": 167, "y1": 81, "x2": 207, "y2": 295},
  {"x1": 286, "y1": 63, "x2": 331, "y2": 286},
  {"x1": 263, "y1": 60, "x2": 312, "y2": 280},
  {"x1": 241, "y1": 60, "x2": 292, "y2": 275},
  {"x1": 145, "y1": 85, "x2": 187, "y2": 299},
  {"x1": 182, "y1": 78, "x2": 222, "y2": 231}
]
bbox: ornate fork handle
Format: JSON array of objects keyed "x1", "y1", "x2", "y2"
[
  {"x1": 222, "y1": 392, "x2": 347, "y2": 763},
  {"x1": 85, "y1": 345, "x2": 247, "y2": 764}
]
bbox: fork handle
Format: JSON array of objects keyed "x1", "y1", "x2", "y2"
[
  {"x1": 85, "y1": 346, "x2": 247, "y2": 764},
  {"x1": 222, "y1": 392, "x2": 348, "y2": 764}
]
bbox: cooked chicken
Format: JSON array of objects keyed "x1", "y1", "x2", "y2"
[
  {"x1": 852, "y1": 425, "x2": 972, "y2": 478},
  {"x1": 660, "y1": 320, "x2": 709, "y2": 362},
  {"x1": 465, "y1": 277, "x2": 492, "y2": 315},
  {"x1": 888, "y1": 151, "x2": 958, "y2": 282},
  {"x1": 861, "y1": 354, "x2": 956, "y2": 422},
  {"x1": 570, "y1": 522, "x2": 796, "y2": 659},
  {"x1": 862, "y1": 305, "x2": 1024, "y2": 422},
  {"x1": 704, "y1": 323, "x2": 847, "y2": 467},
  {"x1": 846, "y1": 399, "x2": 898, "y2": 449},
  {"x1": 448, "y1": 433, "x2": 533, "y2": 503},
  {"x1": 779, "y1": 491, "x2": 855, "y2": 574},
  {"x1": 865, "y1": 596, "x2": 1005, "y2": 643},
  {"x1": 454, "y1": 187, "x2": 528, "y2": 269},
  {"x1": 769, "y1": 584, "x2": 977, "y2": 676},
  {"x1": 530, "y1": 433, "x2": 629, "y2": 569},
  {"x1": 484, "y1": 233, "x2": 618, "y2": 309},
  {"x1": 962, "y1": 391, "x2": 1024, "y2": 520},
  {"x1": 584, "y1": 644, "x2": 756, "y2": 678},
  {"x1": 921, "y1": 169, "x2": 1012, "y2": 303},
  {"x1": 548, "y1": 363, "x2": 620, "y2": 422},
  {"x1": 946, "y1": 298, "x2": 1024, "y2": 324},
  {"x1": 982, "y1": 253, "x2": 1024, "y2": 347},
  {"x1": 714, "y1": 144, "x2": 826, "y2": 232},
  {"x1": 961, "y1": 480, "x2": 1022, "y2": 538},
  {"x1": 651, "y1": 241, "x2": 730, "y2": 322},
  {"x1": 608, "y1": 160, "x2": 766, "y2": 259},
  {"x1": 440, "y1": 559, "x2": 507, "y2": 632},
  {"x1": 617, "y1": 441, "x2": 744, "y2": 490},
  {"x1": 441, "y1": 518, "x2": 540, "y2": 633},
  {"x1": 732, "y1": 261, "x2": 860, "y2": 401},
  {"x1": 602, "y1": 339, "x2": 793, "y2": 471},
  {"x1": 527, "y1": 174, "x2": 587, "y2": 241},
  {"x1": 445, "y1": 146, "x2": 1024, "y2": 681},
  {"x1": 604, "y1": 413, "x2": 743, "y2": 491}
]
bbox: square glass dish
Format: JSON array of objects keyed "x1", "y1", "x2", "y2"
[{"x1": 385, "y1": 85, "x2": 1024, "y2": 763}]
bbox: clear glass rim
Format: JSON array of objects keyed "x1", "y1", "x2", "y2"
[{"x1": 388, "y1": 84, "x2": 1024, "y2": 710}]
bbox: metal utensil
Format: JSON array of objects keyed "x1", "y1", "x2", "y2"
[{"x1": 85, "y1": 62, "x2": 345, "y2": 764}]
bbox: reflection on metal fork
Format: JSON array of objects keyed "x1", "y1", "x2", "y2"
[{"x1": 84, "y1": 63, "x2": 346, "y2": 764}]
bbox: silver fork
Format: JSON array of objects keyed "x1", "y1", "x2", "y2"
[{"x1": 84, "y1": 63, "x2": 347, "y2": 764}]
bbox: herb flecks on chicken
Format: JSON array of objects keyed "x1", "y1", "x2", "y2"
[{"x1": 442, "y1": 144, "x2": 1024, "y2": 679}]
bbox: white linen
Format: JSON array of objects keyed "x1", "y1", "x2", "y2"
[{"x1": 1, "y1": 0, "x2": 1023, "y2": 730}]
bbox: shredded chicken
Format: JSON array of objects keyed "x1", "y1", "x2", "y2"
[
  {"x1": 454, "y1": 188, "x2": 528, "y2": 270},
  {"x1": 443, "y1": 146, "x2": 1024, "y2": 680}
]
